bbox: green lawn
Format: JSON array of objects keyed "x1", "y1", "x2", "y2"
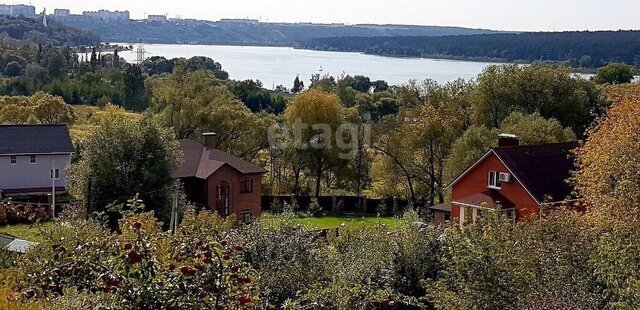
[
  {"x1": 291, "y1": 216, "x2": 401, "y2": 230},
  {"x1": 0, "y1": 222, "x2": 56, "y2": 242}
]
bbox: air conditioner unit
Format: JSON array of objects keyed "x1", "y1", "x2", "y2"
[{"x1": 499, "y1": 172, "x2": 511, "y2": 183}]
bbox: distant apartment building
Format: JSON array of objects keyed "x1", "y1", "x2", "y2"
[
  {"x1": 219, "y1": 18, "x2": 259, "y2": 24},
  {"x1": 147, "y1": 15, "x2": 168, "y2": 23},
  {"x1": 82, "y1": 10, "x2": 130, "y2": 21},
  {"x1": 53, "y1": 9, "x2": 70, "y2": 17},
  {"x1": 0, "y1": 4, "x2": 36, "y2": 17}
]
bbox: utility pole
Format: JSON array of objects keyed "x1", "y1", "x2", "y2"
[
  {"x1": 169, "y1": 182, "x2": 179, "y2": 234},
  {"x1": 51, "y1": 160, "x2": 56, "y2": 218}
]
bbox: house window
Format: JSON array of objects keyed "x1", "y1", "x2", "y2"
[
  {"x1": 488, "y1": 171, "x2": 502, "y2": 189},
  {"x1": 240, "y1": 212, "x2": 252, "y2": 224},
  {"x1": 50, "y1": 169, "x2": 60, "y2": 180},
  {"x1": 217, "y1": 182, "x2": 230, "y2": 216},
  {"x1": 240, "y1": 179, "x2": 253, "y2": 193},
  {"x1": 10, "y1": 156, "x2": 17, "y2": 165},
  {"x1": 30, "y1": 155, "x2": 36, "y2": 164},
  {"x1": 444, "y1": 213, "x2": 451, "y2": 222}
]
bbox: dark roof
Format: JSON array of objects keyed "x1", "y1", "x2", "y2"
[
  {"x1": 430, "y1": 202, "x2": 452, "y2": 212},
  {"x1": 0, "y1": 125, "x2": 74, "y2": 155},
  {"x1": 493, "y1": 142, "x2": 579, "y2": 203},
  {"x1": 453, "y1": 190, "x2": 515, "y2": 210},
  {"x1": 173, "y1": 139, "x2": 266, "y2": 179}
]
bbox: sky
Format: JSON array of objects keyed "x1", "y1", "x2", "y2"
[{"x1": 10, "y1": 0, "x2": 640, "y2": 31}]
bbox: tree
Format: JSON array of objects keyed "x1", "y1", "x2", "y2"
[
  {"x1": 575, "y1": 84, "x2": 640, "y2": 211},
  {"x1": 499, "y1": 112, "x2": 576, "y2": 144},
  {"x1": 42, "y1": 48, "x2": 66, "y2": 80},
  {"x1": 3, "y1": 61, "x2": 23, "y2": 77},
  {"x1": 123, "y1": 65, "x2": 148, "y2": 111},
  {"x1": 184, "y1": 56, "x2": 228, "y2": 80},
  {"x1": 593, "y1": 63, "x2": 634, "y2": 84},
  {"x1": 292, "y1": 75, "x2": 303, "y2": 93},
  {"x1": 112, "y1": 49, "x2": 120, "y2": 68},
  {"x1": 284, "y1": 89, "x2": 346, "y2": 197},
  {"x1": 31, "y1": 92, "x2": 77, "y2": 124},
  {"x1": 150, "y1": 68, "x2": 274, "y2": 158},
  {"x1": 67, "y1": 105, "x2": 180, "y2": 218},
  {"x1": 471, "y1": 64, "x2": 606, "y2": 135},
  {"x1": 580, "y1": 55, "x2": 593, "y2": 68}
]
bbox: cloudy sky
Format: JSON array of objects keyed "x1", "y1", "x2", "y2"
[{"x1": 11, "y1": 0, "x2": 640, "y2": 31}]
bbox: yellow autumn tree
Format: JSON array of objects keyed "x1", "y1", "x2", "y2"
[{"x1": 574, "y1": 84, "x2": 640, "y2": 213}]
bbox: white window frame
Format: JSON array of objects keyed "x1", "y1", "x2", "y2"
[
  {"x1": 30, "y1": 155, "x2": 37, "y2": 164},
  {"x1": 488, "y1": 171, "x2": 502, "y2": 189},
  {"x1": 10, "y1": 155, "x2": 17, "y2": 165}
]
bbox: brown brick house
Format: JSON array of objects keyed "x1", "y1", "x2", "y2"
[{"x1": 172, "y1": 133, "x2": 266, "y2": 223}]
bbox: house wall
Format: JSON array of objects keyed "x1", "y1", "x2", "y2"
[
  {"x1": 0, "y1": 154, "x2": 71, "y2": 191},
  {"x1": 205, "y1": 165, "x2": 262, "y2": 220},
  {"x1": 433, "y1": 210, "x2": 451, "y2": 225},
  {"x1": 451, "y1": 153, "x2": 540, "y2": 222}
]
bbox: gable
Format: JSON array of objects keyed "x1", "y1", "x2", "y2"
[{"x1": 449, "y1": 142, "x2": 578, "y2": 204}]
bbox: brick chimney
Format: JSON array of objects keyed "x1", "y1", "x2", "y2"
[
  {"x1": 498, "y1": 133, "x2": 519, "y2": 147},
  {"x1": 202, "y1": 132, "x2": 217, "y2": 149}
]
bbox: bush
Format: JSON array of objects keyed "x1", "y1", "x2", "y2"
[
  {"x1": 308, "y1": 197, "x2": 323, "y2": 216},
  {"x1": 6, "y1": 210, "x2": 259, "y2": 309}
]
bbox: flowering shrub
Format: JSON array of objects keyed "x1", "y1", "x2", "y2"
[
  {"x1": 0, "y1": 203, "x2": 51, "y2": 225},
  {"x1": 7, "y1": 211, "x2": 259, "y2": 309}
]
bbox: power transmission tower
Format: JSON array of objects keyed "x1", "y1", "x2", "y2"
[{"x1": 135, "y1": 45, "x2": 147, "y2": 65}]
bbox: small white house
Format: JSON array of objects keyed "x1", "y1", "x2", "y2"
[{"x1": 0, "y1": 125, "x2": 74, "y2": 196}]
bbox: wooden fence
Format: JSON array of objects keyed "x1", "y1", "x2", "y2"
[{"x1": 261, "y1": 195, "x2": 409, "y2": 216}]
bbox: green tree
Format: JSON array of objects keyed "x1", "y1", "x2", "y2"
[
  {"x1": 150, "y1": 68, "x2": 273, "y2": 158},
  {"x1": 42, "y1": 48, "x2": 66, "y2": 80},
  {"x1": 67, "y1": 105, "x2": 180, "y2": 217},
  {"x1": 471, "y1": 64, "x2": 606, "y2": 135},
  {"x1": 593, "y1": 63, "x2": 634, "y2": 84},
  {"x1": 123, "y1": 65, "x2": 148, "y2": 111},
  {"x1": 284, "y1": 89, "x2": 347, "y2": 197},
  {"x1": 292, "y1": 75, "x2": 303, "y2": 93},
  {"x1": 3, "y1": 61, "x2": 23, "y2": 77},
  {"x1": 500, "y1": 112, "x2": 576, "y2": 144},
  {"x1": 580, "y1": 55, "x2": 593, "y2": 68}
]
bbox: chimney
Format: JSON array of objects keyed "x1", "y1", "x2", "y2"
[
  {"x1": 202, "y1": 132, "x2": 217, "y2": 149},
  {"x1": 498, "y1": 133, "x2": 519, "y2": 147}
]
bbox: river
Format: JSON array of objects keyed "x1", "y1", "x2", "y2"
[{"x1": 114, "y1": 43, "x2": 508, "y2": 88}]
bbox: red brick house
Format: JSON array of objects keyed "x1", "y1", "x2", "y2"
[
  {"x1": 431, "y1": 134, "x2": 578, "y2": 225},
  {"x1": 172, "y1": 133, "x2": 266, "y2": 223}
]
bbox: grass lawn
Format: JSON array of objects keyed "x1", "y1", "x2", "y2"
[
  {"x1": 0, "y1": 222, "x2": 56, "y2": 242},
  {"x1": 291, "y1": 216, "x2": 402, "y2": 230}
]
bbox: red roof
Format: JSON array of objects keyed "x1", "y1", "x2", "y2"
[{"x1": 173, "y1": 139, "x2": 266, "y2": 179}]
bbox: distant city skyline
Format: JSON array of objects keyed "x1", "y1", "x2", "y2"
[{"x1": 5, "y1": 0, "x2": 640, "y2": 32}]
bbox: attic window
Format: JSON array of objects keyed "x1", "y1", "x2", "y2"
[{"x1": 488, "y1": 171, "x2": 502, "y2": 189}]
